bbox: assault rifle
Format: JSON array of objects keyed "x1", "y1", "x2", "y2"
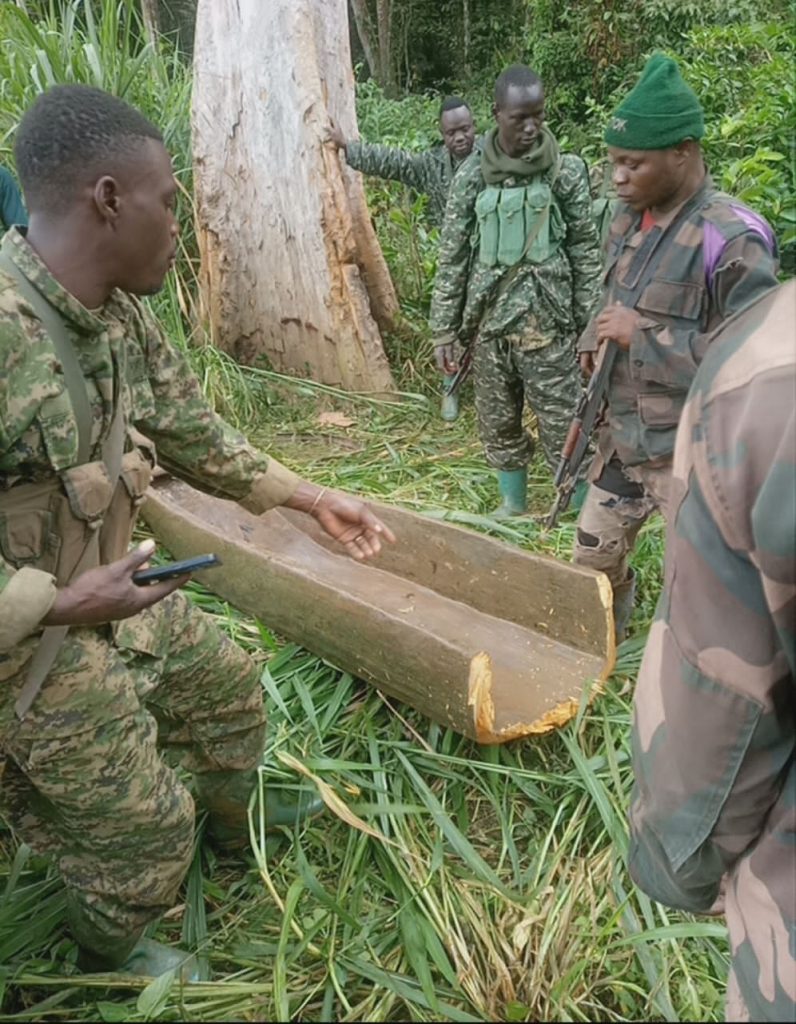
[{"x1": 545, "y1": 341, "x2": 618, "y2": 529}]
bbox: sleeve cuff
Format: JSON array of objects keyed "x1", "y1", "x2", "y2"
[
  {"x1": 0, "y1": 567, "x2": 57, "y2": 650},
  {"x1": 239, "y1": 458, "x2": 301, "y2": 513}
]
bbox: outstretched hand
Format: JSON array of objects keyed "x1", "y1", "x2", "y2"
[
  {"x1": 326, "y1": 118, "x2": 346, "y2": 150},
  {"x1": 286, "y1": 484, "x2": 396, "y2": 560}
]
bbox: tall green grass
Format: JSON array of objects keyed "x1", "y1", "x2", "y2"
[{"x1": 0, "y1": 3, "x2": 730, "y2": 1021}]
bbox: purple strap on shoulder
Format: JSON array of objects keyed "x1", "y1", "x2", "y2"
[{"x1": 703, "y1": 204, "x2": 776, "y2": 290}]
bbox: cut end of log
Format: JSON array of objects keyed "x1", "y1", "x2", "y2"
[
  {"x1": 468, "y1": 641, "x2": 615, "y2": 746},
  {"x1": 467, "y1": 651, "x2": 496, "y2": 738},
  {"x1": 597, "y1": 573, "x2": 617, "y2": 669}
]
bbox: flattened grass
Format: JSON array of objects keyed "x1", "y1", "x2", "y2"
[{"x1": 0, "y1": 374, "x2": 727, "y2": 1022}]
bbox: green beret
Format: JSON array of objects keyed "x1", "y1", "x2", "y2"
[{"x1": 604, "y1": 53, "x2": 705, "y2": 150}]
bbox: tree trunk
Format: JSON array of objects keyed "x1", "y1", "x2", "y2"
[
  {"x1": 192, "y1": 0, "x2": 397, "y2": 392},
  {"x1": 140, "y1": 0, "x2": 160, "y2": 47},
  {"x1": 463, "y1": 0, "x2": 471, "y2": 79},
  {"x1": 348, "y1": 0, "x2": 377, "y2": 81},
  {"x1": 375, "y1": 0, "x2": 396, "y2": 96},
  {"x1": 157, "y1": 0, "x2": 197, "y2": 57}
]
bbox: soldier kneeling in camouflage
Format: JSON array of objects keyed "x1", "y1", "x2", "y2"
[
  {"x1": 0, "y1": 85, "x2": 395, "y2": 979},
  {"x1": 429, "y1": 64, "x2": 601, "y2": 517}
]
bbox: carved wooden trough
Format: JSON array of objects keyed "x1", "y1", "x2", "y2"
[{"x1": 143, "y1": 476, "x2": 615, "y2": 744}]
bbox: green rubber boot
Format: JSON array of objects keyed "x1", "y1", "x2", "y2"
[
  {"x1": 119, "y1": 939, "x2": 199, "y2": 982},
  {"x1": 493, "y1": 469, "x2": 528, "y2": 518},
  {"x1": 195, "y1": 768, "x2": 324, "y2": 851},
  {"x1": 78, "y1": 937, "x2": 199, "y2": 982},
  {"x1": 69, "y1": 893, "x2": 199, "y2": 981},
  {"x1": 440, "y1": 376, "x2": 460, "y2": 421},
  {"x1": 612, "y1": 570, "x2": 636, "y2": 643}
]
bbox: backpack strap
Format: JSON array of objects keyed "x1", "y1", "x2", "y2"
[
  {"x1": 0, "y1": 251, "x2": 126, "y2": 719},
  {"x1": 0, "y1": 252, "x2": 93, "y2": 464}
]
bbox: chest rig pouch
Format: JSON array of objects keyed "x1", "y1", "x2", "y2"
[
  {"x1": 475, "y1": 170, "x2": 564, "y2": 269},
  {"x1": 0, "y1": 253, "x2": 151, "y2": 718}
]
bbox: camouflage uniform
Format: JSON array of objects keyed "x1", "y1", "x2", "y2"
[
  {"x1": 629, "y1": 280, "x2": 796, "y2": 1023},
  {"x1": 344, "y1": 139, "x2": 474, "y2": 228},
  {"x1": 574, "y1": 178, "x2": 779, "y2": 587},
  {"x1": 0, "y1": 228, "x2": 300, "y2": 953},
  {"x1": 0, "y1": 166, "x2": 27, "y2": 231},
  {"x1": 430, "y1": 147, "x2": 601, "y2": 473}
]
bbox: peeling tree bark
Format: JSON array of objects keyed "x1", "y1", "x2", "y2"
[{"x1": 192, "y1": 0, "x2": 397, "y2": 392}]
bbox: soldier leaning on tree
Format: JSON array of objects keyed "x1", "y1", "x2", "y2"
[
  {"x1": 429, "y1": 64, "x2": 601, "y2": 518},
  {"x1": 328, "y1": 95, "x2": 479, "y2": 422},
  {"x1": 329, "y1": 95, "x2": 477, "y2": 230},
  {"x1": 571, "y1": 53, "x2": 779, "y2": 640},
  {"x1": 0, "y1": 84, "x2": 395, "y2": 981}
]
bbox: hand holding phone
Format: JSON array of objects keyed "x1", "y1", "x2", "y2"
[{"x1": 133, "y1": 553, "x2": 222, "y2": 585}]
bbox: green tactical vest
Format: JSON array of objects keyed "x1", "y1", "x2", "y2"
[{"x1": 475, "y1": 179, "x2": 565, "y2": 268}]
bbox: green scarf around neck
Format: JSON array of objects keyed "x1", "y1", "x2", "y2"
[{"x1": 480, "y1": 125, "x2": 559, "y2": 184}]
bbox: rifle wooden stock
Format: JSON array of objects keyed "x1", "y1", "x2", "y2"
[{"x1": 546, "y1": 340, "x2": 619, "y2": 529}]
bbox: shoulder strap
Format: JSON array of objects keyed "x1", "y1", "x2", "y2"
[
  {"x1": 0, "y1": 252, "x2": 127, "y2": 720},
  {"x1": 0, "y1": 252, "x2": 93, "y2": 464}
]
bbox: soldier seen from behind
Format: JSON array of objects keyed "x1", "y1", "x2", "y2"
[
  {"x1": 629, "y1": 280, "x2": 795, "y2": 1023},
  {"x1": 0, "y1": 85, "x2": 395, "y2": 981},
  {"x1": 430, "y1": 64, "x2": 601, "y2": 517},
  {"x1": 572, "y1": 53, "x2": 779, "y2": 640}
]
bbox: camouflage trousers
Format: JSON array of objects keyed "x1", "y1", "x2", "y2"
[
  {"x1": 724, "y1": 761, "x2": 795, "y2": 1023},
  {"x1": 0, "y1": 590, "x2": 265, "y2": 946},
  {"x1": 573, "y1": 462, "x2": 672, "y2": 587},
  {"x1": 472, "y1": 327, "x2": 581, "y2": 473}
]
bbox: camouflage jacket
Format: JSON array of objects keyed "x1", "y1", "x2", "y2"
[
  {"x1": 429, "y1": 151, "x2": 601, "y2": 348},
  {"x1": 629, "y1": 280, "x2": 795, "y2": 1022},
  {"x1": 0, "y1": 228, "x2": 298, "y2": 648},
  {"x1": 345, "y1": 139, "x2": 474, "y2": 228},
  {"x1": 0, "y1": 167, "x2": 27, "y2": 232},
  {"x1": 578, "y1": 176, "x2": 778, "y2": 468}
]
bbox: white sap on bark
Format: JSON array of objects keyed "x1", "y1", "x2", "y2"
[{"x1": 192, "y1": 0, "x2": 397, "y2": 391}]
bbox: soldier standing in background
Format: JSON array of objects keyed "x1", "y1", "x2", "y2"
[
  {"x1": 329, "y1": 96, "x2": 477, "y2": 230},
  {"x1": 430, "y1": 64, "x2": 601, "y2": 517},
  {"x1": 629, "y1": 280, "x2": 795, "y2": 1024},
  {"x1": 572, "y1": 53, "x2": 778, "y2": 639},
  {"x1": 329, "y1": 96, "x2": 478, "y2": 422}
]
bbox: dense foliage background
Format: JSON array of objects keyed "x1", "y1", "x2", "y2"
[{"x1": 0, "y1": 1, "x2": 792, "y2": 1021}]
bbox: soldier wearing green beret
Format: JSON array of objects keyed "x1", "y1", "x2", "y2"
[{"x1": 572, "y1": 53, "x2": 779, "y2": 639}]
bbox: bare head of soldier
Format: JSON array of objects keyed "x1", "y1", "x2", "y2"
[
  {"x1": 493, "y1": 65, "x2": 545, "y2": 159},
  {"x1": 15, "y1": 84, "x2": 178, "y2": 303},
  {"x1": 438, "y1": 96, "x2": 475, "y2": 160}
]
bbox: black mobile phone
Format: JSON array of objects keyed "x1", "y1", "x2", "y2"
[{"x1": 132, "y1": 553, "x2": 222, "y2": 585}]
